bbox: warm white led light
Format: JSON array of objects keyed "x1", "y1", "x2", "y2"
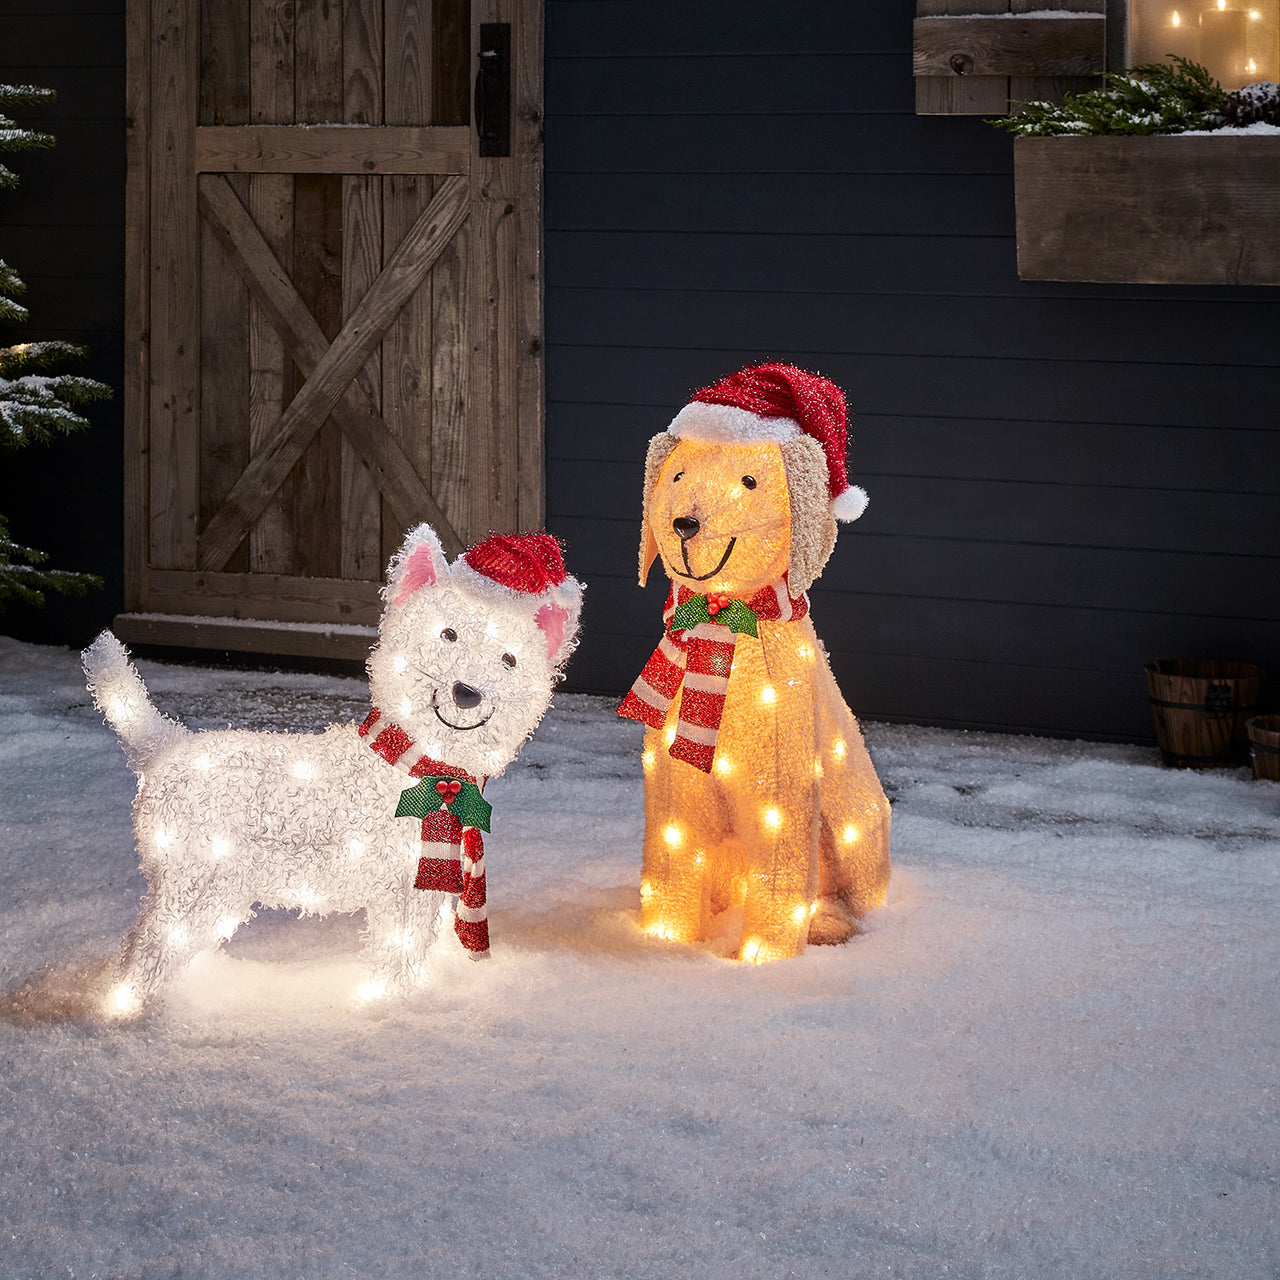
[
  {"x1": 348, "y1": 839, "x2": 365, "y2": 857},
  {"x1": 763, "y1": 807, "x2": 782, "y2": 830},
  {"x1": 217, "y1": 916, "x2": 240, "y2": 939},
  {"x1": 832, "y1": 739, "x2": 846, "y2": 760},
  {"x1": 392, "y1": 655, "x2": 408, "y2": 673},
  {"x1": 760, "y1": 685, "x2": 776, "y2": 705},
  {"x1": 292, "y1": 761, "x2": 312, "y2": 779},
  {"x1": 106, "y1": 983, "x2": 139, "y2": 1016},
  {"x1": 664, "y1": 823, "x2": 682, "y2": 847},
  {"x1": 194, "y1": 755, "x2": 212, "y2": 771},
  {"x1": 357, "y1": 978, "x2": 387, "y2": 1003},
  {"x1": 399, "y1": 697, "x2": 413, "y2": 717},
  {"x1": 714, "y1": 755, "x2": 733, "y2": 777},
  {"x1": 211, "y1": 836, "x2": 230, "y2": 859}
]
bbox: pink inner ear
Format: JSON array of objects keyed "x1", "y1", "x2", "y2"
[
  {"x1": 535, "y1": 602, "x2": 568, "y2": 657},
  {"x1": 393, "y1": 542, "x2": 440, "y2": 606}
]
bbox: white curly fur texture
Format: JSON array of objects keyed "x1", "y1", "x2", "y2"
[{"x1": 84, "y1": 523, "x2": 583, "y2": 1012}]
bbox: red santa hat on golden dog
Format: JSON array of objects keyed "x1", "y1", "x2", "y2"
[{"x1": 666, "y1": 361, "x2": 869, "y2": 522}]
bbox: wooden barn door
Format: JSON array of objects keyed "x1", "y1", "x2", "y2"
[{"x1": 119, "y1": 0, "x2": 543, "y2": 659}]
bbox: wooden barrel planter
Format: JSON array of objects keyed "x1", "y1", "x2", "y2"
[
  {"x1": 1144, "y1": 659, "x2": 1265, "y2": 769},
  {"x1": 1247, "y1": 716, "x2": 1280, "y2": 782}
]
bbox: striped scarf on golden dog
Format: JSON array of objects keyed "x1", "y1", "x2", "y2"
[{"x1": 618, "y1": 578, "x2": 808, "y2": 773}]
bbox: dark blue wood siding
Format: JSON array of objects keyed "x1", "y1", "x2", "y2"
[
  {"x1": 544, "y1": 0, "x2": 1280, "y2": 739},
  {"x1": 1, "y1": 0, "x2": 1276, "y2": 742},
  {"x1": 0, "y1": 0, "x2": 125, "y2": 646}
]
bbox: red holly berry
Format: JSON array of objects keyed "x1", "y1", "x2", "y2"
[
  {"x1": 707, "y1": 601, "x2": 720, "y2": 615},
  {"x1": 435, "y1": 780, "x2": 450, "y2": 795}
]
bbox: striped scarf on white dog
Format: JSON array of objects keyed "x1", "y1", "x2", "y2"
[
  {"x1": 618, "y1": 578, "x2": 808, "y2": 773},
  {"x1": 359, "y1": 708, "x2": 490, "y2": 955}
]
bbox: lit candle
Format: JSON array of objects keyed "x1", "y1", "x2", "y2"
[
  {"x1": 1245, "y1": 7, "x2": 1274, "y2": 81},
  {"x1": 1201, "y1": 1, "x2": 1249, "y2": 88},
  {"x1": 1161, "y1": 8, "x2": 1202, "y2": 62}
]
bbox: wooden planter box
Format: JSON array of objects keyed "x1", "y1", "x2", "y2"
[{"x1": 1015, "y1": 134, "x2": 1280, "y2": 284}]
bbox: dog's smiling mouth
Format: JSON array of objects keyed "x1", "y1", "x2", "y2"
[
  {"x1": 431, "y1": 693, "x2": 495, "y2": 731},
  {"x1": 675, "y1": 536, "x2": 736, "y2": 582}
]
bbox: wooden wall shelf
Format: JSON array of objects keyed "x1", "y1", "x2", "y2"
[
  {"x1": 915, "y1": 1, "x2": 1106, "y2": 116},
  {"x1": 1015, "y1": 134, "x2": 1280, "y2": 285}
]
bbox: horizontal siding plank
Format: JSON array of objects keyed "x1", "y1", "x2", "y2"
[
  {"x1": 550, "y1": 460, "x2": 1280, "y2": 554},
  {"x1": 548, "y1": 53, "x2": 913, "y2": 116},
  {"x1": 6, "y1": 274, "x2": 127, "y2": 332},
  {"x1": 545, "y1": 173, "x2": 1015, "y2": 237},
  {"x1": 0, "y1": 120, "x2": 124, "y2": 224},
  {"x1": 545, "y1": 347, "x2": 1280, "y2": 431},
  {"x1": 3, "y1": 227, "x2": 124, "y2": 276},
  {"x1": 545, "y1": 229, "x2": 1275, "y2": 305},
  {"x1": 0, "y1": 67, "x2": 123, "y2": 119},
  {"x1": 546, "y1": 287, "x2": 1280, "y2": 369},
  {"x1": 545, "y1": 114, "x2": 1010, "y2": 175},
  {"x1": 547, "y1": 2, "x2": 907, "y2": 57},
  {"x1": 547, "y1": 404, "x2": 1280, "y2": 492},
  {"x1": 0, "y1": 15, "x2": 124, "y2": 65},
  {"x1": 547, "y1": 515, "x2": 1280, "y2": 619}
]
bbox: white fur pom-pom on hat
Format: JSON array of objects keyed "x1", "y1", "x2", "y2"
[{"x1": 667, "y1": 361, "x2": 869, "y2": 522}]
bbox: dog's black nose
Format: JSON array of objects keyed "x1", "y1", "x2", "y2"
[
  {"x1": 673, "y1": 516, "x2": 700, "y2": 540},
  {"x1": 452, "y1": 681, "x2": 483, "y2": 709}
]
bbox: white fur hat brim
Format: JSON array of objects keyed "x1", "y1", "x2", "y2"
[
  {"x1": 668, "y1": 401, "x2": 802, "y2": 444},
  {"x1": 670, "y1": 401, "x2": 869, "y2": 523}
]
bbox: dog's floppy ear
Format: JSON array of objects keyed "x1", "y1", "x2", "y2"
[
  {"x1": 781, "y1": 436, "x2": 838, "y2": 594},
  {"x1": 384, "y1": 523, "x2": 449, "y2": 607},
  {"x1": 639, "y1": 433, "x2": 679, "y2": 586}
]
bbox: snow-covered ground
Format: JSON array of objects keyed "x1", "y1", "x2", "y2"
[{"x1": 1, "y1": 635, "x2": 1277, "y2": 1280}]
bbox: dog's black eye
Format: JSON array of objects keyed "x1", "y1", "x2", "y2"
[
  {"x1": 672, "y1": 471, "x2": 684, "y2": 483},
  {"x1": 440, "y1": 628, "x2": 458, "y2": 642},
  {"x1": 742, "y1": 475, "x2": 757, "y2": 489},
  {"x1": 502, "y1": 653, "x2": 517, "y2": 669}
]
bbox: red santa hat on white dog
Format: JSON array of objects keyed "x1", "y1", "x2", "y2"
[{"x1": 667, "y1": 362, "x2": 869, "y2": 522}]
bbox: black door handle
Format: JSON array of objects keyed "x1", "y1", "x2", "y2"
[{"x1": 474, "y1": 23, "x2": 511, "y2": 158}]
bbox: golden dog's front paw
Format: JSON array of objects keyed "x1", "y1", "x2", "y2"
[{"x1": 807, "y1": 895, "x2": 861, "y2": 947}]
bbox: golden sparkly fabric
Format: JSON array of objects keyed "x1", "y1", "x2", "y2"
[{"x1": 635, "y1": 436, "x2": 890, "y2": 962}]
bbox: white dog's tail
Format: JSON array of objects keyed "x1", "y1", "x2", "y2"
[{"x1": 82, "y1": 631, "x2": 188, "y2": 775}]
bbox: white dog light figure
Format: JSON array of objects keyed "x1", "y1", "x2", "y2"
[{"x1": 84, "y1": 524, "x2": 582, "y2": 1012}]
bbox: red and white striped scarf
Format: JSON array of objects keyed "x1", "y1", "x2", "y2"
[
  {"x1": 359, "y1": 708, "x2": 489, "y2": 955},
  {"x1": 618, "y1": 578, "x2": 808, "y2": 773}
]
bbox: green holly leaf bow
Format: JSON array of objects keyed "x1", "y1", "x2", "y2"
[
  {"x1": 395, "y1": 776, "x2": 492, "y2": 832},
  {"x1": 670, "y1": 592, "x2": 759, "y2": 639}
]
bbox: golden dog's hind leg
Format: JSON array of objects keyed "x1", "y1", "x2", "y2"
[{"x1": 811, "y1": 657, "x2": 891, "y2": 926}]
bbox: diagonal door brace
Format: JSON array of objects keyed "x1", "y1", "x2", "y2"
[{"x1": 196, "y1": 173, "x2": 470, "y2": 570}]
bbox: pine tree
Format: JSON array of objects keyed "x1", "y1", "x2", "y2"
[{"x1": 0, "y1": 83, "x2": 111, "y2": 607}]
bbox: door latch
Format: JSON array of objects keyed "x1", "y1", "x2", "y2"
[{"x1": 474, "y1": 23, "x2": 511, "y2": 158}]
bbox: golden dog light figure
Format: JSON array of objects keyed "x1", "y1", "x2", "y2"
[{"x1": 619, "y1": 362, "x2": 890, "y2": 962}]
